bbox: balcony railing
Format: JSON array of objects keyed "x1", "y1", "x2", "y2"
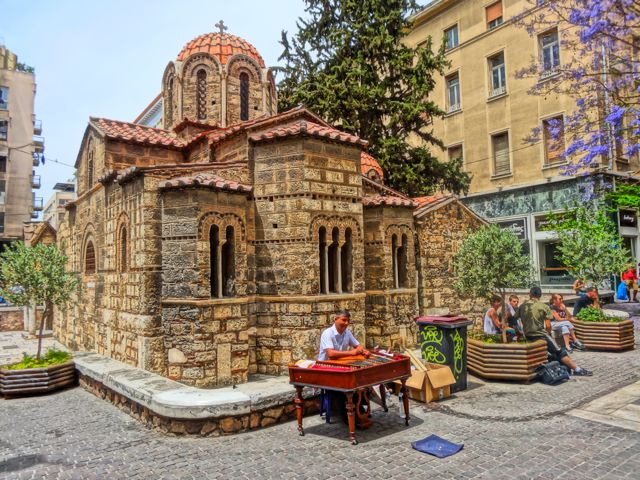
[
  {"x1": 33, "y1": 135, "x2": 44, "y2": 153},
  {"x1": 32, "y1": 153, "x2": 40, "y2": 167},
  {"x1": 447, "y1": 103, "x2": 461, "y2": 114},
  {"x1": 33, "y1": 119, "x2": 42, "y2": 135},
  {"x1": 489, "y1": 86, "x2": 507, "y2": 98},
  {"x1": 0, "y1": 100, "x2": 7, "y2": 110},
  {"x1": 32, "y1": 197, "x2": 43, "y2": 211},
  {"x1": 31, "y1": 210, "x2": 39, "y2": 219},
  {"x1": 31, "y1": 175, "x2": 41, "y2": 189}
]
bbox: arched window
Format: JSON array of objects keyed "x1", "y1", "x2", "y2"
[
  {"x1": 328, "y1": 227, "x2": 341, "y2": 293},
  {"x1": 85, "y1": 240, "x2": 96, "y2": 275},
  {"x1": 166, "y1": 77, "x2": 174, "y2": 126},
  {"x1": 222, "y1": 226, "x2": 235, "y2": 297},
  {"x1": 391, "y1": 234, "x2": 398, "y2": 288},
  {"x1": 118, "y1": 225, "x2": 128, "y2": 272},
  {"x1": 398, "y1": 234, "x2": 408, "y2": 288},
  {"x1": 341, "y1": 228, "x2": 353, "y2": 293},
  {"x1": 319, "y1": 227, "x2": 328, "y2": 294},
  {"x1": 196, "y1": 69, "x2": 207, "y2": 120},
  {"x1": 240, "y1": 72, "x2": 250, "y2": 121},
  {"x1": 210, "y1": 225, "x2": 220, "y2": 297}
]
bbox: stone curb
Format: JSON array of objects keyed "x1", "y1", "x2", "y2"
[{"x1": 73, "y1": 351, "x2": 315, "y2": 420}]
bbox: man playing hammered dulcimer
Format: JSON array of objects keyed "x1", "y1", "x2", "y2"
[{"x1": 318, "y1": 310, "x2": 370, "y2": 361}]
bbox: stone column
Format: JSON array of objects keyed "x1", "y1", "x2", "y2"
[
  {"x1": 216, "y1": 243, "x2": 223, "y2": 298},
  {"x1": 322, "y1": 243, "x2": 329, "y2": 294},
  {"x1": 336, "y1": 243, "x2": 343, "y2": 294},
  {"x1": 221, "y1": 75, "x2": 227, "y2": 127}
]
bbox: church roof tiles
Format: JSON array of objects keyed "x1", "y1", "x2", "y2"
[
  {"x1": 159, "y1": 173, "x2": 252, "y2": 193},
  {"x1": 248, "y1": 119, "x2": 367, "y2": 146},
  {"x1": 361, "y1": 194, "x2": 415, "y2": 208},
  {"x1": 91, "y1": 118, "x2": 186, "y2": 149},
  {"x1": 176, "y1": 32, "x2": 266, "y2": 68}
]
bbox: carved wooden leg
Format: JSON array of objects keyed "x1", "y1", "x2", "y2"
[
  {"x1": 400, "y1": 379, "x2": 410, "y2": 426},
  {"x1": 345, "y1": 391, "x2": 357, "y2": 445},
  {"x1": 379, "y1": 383, "x2": 388, "y2": 412},
  {"x1": 295, "y1": 386, "x2": 304, "y2": 436}
]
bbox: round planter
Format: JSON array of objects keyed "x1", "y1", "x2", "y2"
[
  {"x1": 574, "y1": 319, "x2": 635, "y2": 351},
  {"x1": 467, "y1": 338, "x2": 547, "y2": 382},
  {"x1": 0, "y1": 360, "x2": 77, "y2": 398}
]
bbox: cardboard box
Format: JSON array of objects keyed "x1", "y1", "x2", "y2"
[{"x1": 394, "y1": 363, "x2": 456, "y2": 403}]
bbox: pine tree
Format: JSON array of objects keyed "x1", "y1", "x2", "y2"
[{"x1": 277, "y1": 0, "x2": 471, "y2": 196}]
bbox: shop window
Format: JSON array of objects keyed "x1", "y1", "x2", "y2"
[
  {"x1": 538, "y1": 241, "x2": 571, "y2": 285},
  {"x1": 240, "y1": 72, "x2": 250, "y2": 121},
  {"x1": 341, "y1": 228, "x2": 353, "y2": 293},
  {"x1": 446, "y1": 73, "x2": 461, "y2": 113},
  {"x1": 543, "y1": 115, "x2": 565, "y2": 164},
  {"x1": 222, "y1": 225, "x2": 235, "y2": 297},
  {"x1": 489, "y1": 52, "x2": 506, "y2": 97},
  {"x1": 319, "y1": 226, "x2": 328, "y2": 294},
  {"x1": 444, "y1": 24, "x2": 459, "y2": 50},
  {"x1": 486, "y1": 1, "x2": 503, "y2": 30},
  {"x1": 539, "y1": 29, "x2": 560, "y2": 75},
  {"x1": 84, "y1": 240, "x2": 96, "y2": 274},
  {"x1": 196, "y1": 69, "x2": 207, "y2": 120},
  {"x1": 492, "y1": 132, "x2": 510, "y2": 176}
]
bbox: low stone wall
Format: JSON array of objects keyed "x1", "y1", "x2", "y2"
[
  {"x1": 79, "y1": 375, "x2": 319, "y2": 435},
  {"x1": 0, "y1": 308, "x2": 23, "y2": 331}
]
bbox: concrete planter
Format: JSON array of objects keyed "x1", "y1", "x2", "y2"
[
  {"x1": 467, "y1": 338, "x2": 548, "y2": 382},
  {"x1": 0, "y1": 360, "x2": 76, "y2": 398},
  {"x1": 574, "y1": 319, "x2": 635, "y2": 351}
]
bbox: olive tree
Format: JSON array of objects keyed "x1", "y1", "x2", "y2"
[
  {"x1": 0, "y1": 242, "x2": 78, "y2": 359},
  {"x1": 454, "y1": 224, "x2": 533, "y2": 342}
]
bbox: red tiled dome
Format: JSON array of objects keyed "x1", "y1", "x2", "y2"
[{"x1": 177, "y1": 32, "x2": 266, "y2": 67}]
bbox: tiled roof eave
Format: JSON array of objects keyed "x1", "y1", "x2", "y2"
[{"x1": 249, "y1": 131, "x2": 368, "y2": 147}]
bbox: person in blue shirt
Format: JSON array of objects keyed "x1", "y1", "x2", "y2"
[{"x1": 572, "y1": 287, "x2": 599, "y2": 317}]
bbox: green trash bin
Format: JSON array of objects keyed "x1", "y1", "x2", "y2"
[{"x1": 415, "y1": 315, "x2": 473, "y2": 393}]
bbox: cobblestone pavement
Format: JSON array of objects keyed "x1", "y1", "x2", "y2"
[{"x1": 1, "y1": 304, "x2": 640, "y2": 479}]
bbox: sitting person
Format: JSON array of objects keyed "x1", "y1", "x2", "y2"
[
  {"x1": 505, "y1": 295, "x2": 524, "y2": 334},
  {"x1": 484, "y1": 296, "x2": 503, "y2": 335},
  {"x1": 520, "y1": 286, "x2": 592, "y2": 376},
  {"x1": 549, "y1": 293, "x2": 584, "y2": 352},
  {"x1": 622, "y1": 266, "x2": 638, "y2": 302},
  {"x1": 318, "y1": 310, "x2": 369, "y2": 361},
  {"x1": 573, "y1": 278, "x2": 587, "y2": 297},
  {"x1": 572, "y1": 286, "x2": 599, "y2": 317}
]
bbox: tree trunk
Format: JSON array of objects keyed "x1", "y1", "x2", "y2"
[{"x1": 35, "y1": 301, "x2": 50, "y2": 360}]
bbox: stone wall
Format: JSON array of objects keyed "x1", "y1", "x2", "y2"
[
  {"x1": 416, "y1": 201, "x2": 486, "y2": 329},
  {"x1": 0, "y1": 307, "x2": 25, "y2": 331}
]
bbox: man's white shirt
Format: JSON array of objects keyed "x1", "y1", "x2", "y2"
[{"x1": 318, "y1": 324, "x2": 360, "y2": 361}]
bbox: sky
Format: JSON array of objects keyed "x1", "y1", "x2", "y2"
[{"x1": 1, "y1": 0, "x2": 307, "y2": 213}]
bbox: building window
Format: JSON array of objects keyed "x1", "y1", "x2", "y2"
[
  {"x1": 0, "y1": 213, "x2": 4, "y2": 234},
  {"x1": 118, "y1": 225, "x2": 128, "y2": 272},
  {"x1": 222, "y1": 226, "x2": 235, "y2": 297},
  {"x1": 328, "y1": 227, "x2": 340, "y2": 293},
  {"x1": 543, "y1": 115, "x2": 565, "y2": 164},
  {"x1": 392, "y1": 234, "x2": 409, "y2": 289},
  {"x1": 444, "y1": 25, "x2": 459, "y2": 50},
  {"x1": 209, "y1": 224, "x2": 235, "y2": 298},
  {"x1": 486, "y1": 1, "x2": 503, "y2": 30},
  {"x1": 84, "y1": 240, "x2": 96, "y2": 274},
  {"x1": 0, "y1": 120, "x2": 7, "y2": 141},
  {"x1": 319, "y1": 227, "x2": 328, "y2": 294},
  {"x1": 448, "y1": 145, "x2": 463, "y2": 164},
  {"x1": 0, "y1": 180, "x2": 5, "y2": 204},
  {"x1": 489, "y1": 52, "x2": 506, "y2": 97},
  {"x1": 196, "y1": 69, "x2": 207, "y2": 120},
  {"x1": 539, "y1": 29, "x2": 560, "y2": 74},
  {"x1": 341, "y1": 228, "x2": 353, "y2": 293},
  {"x1": 166, "y1": 77, "x2": 174, "y2": 127},
  {"x1": 0, "y1": 86, "x2": 7, "y2": 110},
  {"x1": 0, "y1": 155, "x2": 5, "y2": 173},
  {"x1": 446, "y1": 73, "x2": 461, "y2": 113},
  {"x1": 210, "y1": 225, "x2": 220, "y2": 297},
  {"x1": 492, "y1": 132, "x2": 510, "y2": 176},
  {"x1": 240, "y1": 72, "x2": 250, "y2": 121}
]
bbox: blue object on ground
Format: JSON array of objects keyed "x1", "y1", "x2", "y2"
[
  {"x1": 617, "y1": 281, "x2": 629, "y2": 301},
  {"x1": 411, "y1": 434, "x2": 464, "y2": 458}
]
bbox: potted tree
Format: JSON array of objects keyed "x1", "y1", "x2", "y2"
[
  {"x1": 454, "y1": 225, "x2": 546, "y2": 381},
  {"x1": 0, "y1": 242, "x2": 79, "y2": 397},
  {"x1": 547, "y1": 206, "x2": 633, "y2": 351}
]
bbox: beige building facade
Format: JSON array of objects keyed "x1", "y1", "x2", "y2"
[
  {"x1": 407, "y1": 0, "x2": 640, "y2": 288},
  {"x1": 0, "y1": 44, "x2": 43, "y2": 248}
]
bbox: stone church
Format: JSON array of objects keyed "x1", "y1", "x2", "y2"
[{"x1": 56, "y1": 29, "x2": 484, "y2": 388}]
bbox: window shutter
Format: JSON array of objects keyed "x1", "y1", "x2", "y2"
[
  {"x1": 486, "y1": 1, "x2": 503, "y2": 24},
  {"x1": 493, "y1": 133, "x2": 510, "y2": 175},
  {"x1": 543, "y1": 117, "x2": 565, "y2": 164}
]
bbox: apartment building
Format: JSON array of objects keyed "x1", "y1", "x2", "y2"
[
  {"x1": 0, "y1": 43, "x2": 43, "y2": 250},
  {"x1": 42, "y1": 181, "x2": 75, "y2": 231},
  {"x1": 407, "y1": 0, "x2": 640, "y2": 288}
]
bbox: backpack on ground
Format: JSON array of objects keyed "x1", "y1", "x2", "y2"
[{"x1": 536, "y1": 361, "x2": 570, "y2": 385}]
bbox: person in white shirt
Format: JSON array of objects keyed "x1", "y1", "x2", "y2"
[{"x1": 318, "y1": 310, "x2": 369, "y2": 361}]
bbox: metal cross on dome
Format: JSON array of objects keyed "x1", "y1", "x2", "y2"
[{"x1": 215, "y1": 20, "x2": 228, "y2": 34}]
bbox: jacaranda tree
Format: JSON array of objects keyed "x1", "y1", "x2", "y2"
[
  {"x1": 277, "y1": 0, "x2": 472, "y2": 196},
  {"x1": 516, "y1": 1, "x2": 639, "y2": 174}
]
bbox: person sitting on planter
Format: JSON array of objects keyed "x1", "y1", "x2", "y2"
[
  {"x1": 484, "y1": 296, "x2": 503, "y2": 335},
  {"x1": 520, "y1": 286, "x2": 592, "y2": 376},
  {"x1": 549, "y1": 293, "x2": 584, "y2": 353},
  {"x1": 573, "y1": 278, "x2": 587, "y2": 297},
  {"x1": 505, "y1": 295, "x2": 524, "y2": 335},
  {"x1": 572, "y1": 287, "x2": 599, "y2": 317}
]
